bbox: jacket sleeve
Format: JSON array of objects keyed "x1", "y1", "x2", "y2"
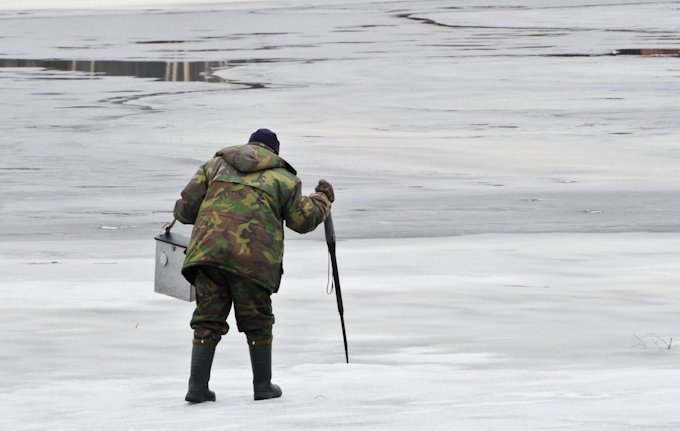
[
  {"x1": 173, "y1": 164, "x2": 209, "y2": 225},
  {"x1": 283, "y1": 181, "x2": 331, "y2": 233}
]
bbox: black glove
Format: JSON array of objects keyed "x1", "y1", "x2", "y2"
[{"x1": 315, "y1": 179, "x2": 335, "y2": 203}]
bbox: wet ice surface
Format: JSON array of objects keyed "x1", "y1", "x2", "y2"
[
  {"x1": 2, "y1": 0, "x2": 680, "y2": 240},
  {"x1": 1, "y1": 1, "x2": 680, "y2": 430}
]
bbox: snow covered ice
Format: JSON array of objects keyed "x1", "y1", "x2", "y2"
[{"x1": 1, "y1": 1, "x2": 679, "y2": 430}]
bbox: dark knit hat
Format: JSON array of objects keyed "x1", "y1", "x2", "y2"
[{"x1": 249, "y1": 128, "x2": 280, "y2": 154}]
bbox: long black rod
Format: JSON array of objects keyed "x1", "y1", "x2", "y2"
[{"x1": 324, "y1": 214, "x2": 349, "y2": 363}]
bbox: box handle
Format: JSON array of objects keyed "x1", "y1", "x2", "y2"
[{"x1": 161, "y1": 218, "x2": 177, "y2": 234}]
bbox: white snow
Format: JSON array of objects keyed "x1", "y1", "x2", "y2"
[
  {"x1": 1, "y1": 235, "x2": 679, "y2": 430},
  {"x1": 1, "y1": 0, "x2": 680, "y2": 429}
]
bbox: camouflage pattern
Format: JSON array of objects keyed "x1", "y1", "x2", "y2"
[
  {"x1": 191, "y1": 265, "x2": 274, "y2": 343},
  {"x1": 174, "y1": 142, "x2": 331, "y2": 293}
]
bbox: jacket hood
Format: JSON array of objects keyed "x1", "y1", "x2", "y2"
[{"x1": 216, "y1": 143, "x2": 297, "y2": 175}]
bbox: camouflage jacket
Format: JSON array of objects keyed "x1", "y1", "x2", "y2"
[{"x1": 174, "y1": 143, "x2": 331, "y2": 293}]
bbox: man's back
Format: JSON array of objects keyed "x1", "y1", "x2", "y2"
[{"x1": 174, "y1": 143, "x2": 330, "y2": 292}]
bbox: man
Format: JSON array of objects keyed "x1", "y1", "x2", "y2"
[{"x1": 173, "y1": 128, "x2": 334, "y2": 402}]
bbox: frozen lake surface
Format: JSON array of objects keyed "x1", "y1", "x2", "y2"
[
  {"x1": 1, "y1": 1, "x2": 679, "y2": 429},
  {"x1": 2, "y1": 234, "x2": 679, "y2": 430},
  {"x1": 2, "y1": 0, "x2": 680, "y2": 240}
]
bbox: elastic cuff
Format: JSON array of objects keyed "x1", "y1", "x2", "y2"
[
  {"x1": 193, "y1": 338, "x2": 219, "y2": 347},
  {"x1": 247, "y1": 336, "x2": 273, "y2": 347}
]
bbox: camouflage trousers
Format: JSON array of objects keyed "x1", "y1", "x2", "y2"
[{"x1": 190, "y1": 265, "x2": 274, "y2": 344}]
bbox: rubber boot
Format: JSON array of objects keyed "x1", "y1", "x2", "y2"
[
  {"x1": 185, "y1": 341, "x2": 217, "y2": 403},
  {"x1": 248, "y1": 339, "x2": 282, "y2": 401}
]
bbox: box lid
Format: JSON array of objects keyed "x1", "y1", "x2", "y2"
[{"x1": 154, "y1": 232, "x2": 190, "y2": 249}]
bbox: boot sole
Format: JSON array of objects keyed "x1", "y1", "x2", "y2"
[
  {"x1": 254, "y1": 390, "x2": 282, "y2": 401},
  {"x1": 185, "y1": 391, "x2": 216, "y2": 403}
]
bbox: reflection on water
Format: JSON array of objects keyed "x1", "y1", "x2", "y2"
[
  {"x1": 0, "y1": 58, "x2": 229, "y2": 82},
  {"x1": 612, "y1": 48, "x2": 680, "y2": 57},
  {"x1": 2, "y1": 47, "x2": 676, "y2": 86}
]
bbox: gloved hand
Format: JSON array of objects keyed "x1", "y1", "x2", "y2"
[{"x1": 315, "y1": 179, "x2": 335, "y2": 203}]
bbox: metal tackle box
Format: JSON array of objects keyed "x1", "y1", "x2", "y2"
[{"x1": 154, "y1": 231, "x2": 195, "y2": 302}]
